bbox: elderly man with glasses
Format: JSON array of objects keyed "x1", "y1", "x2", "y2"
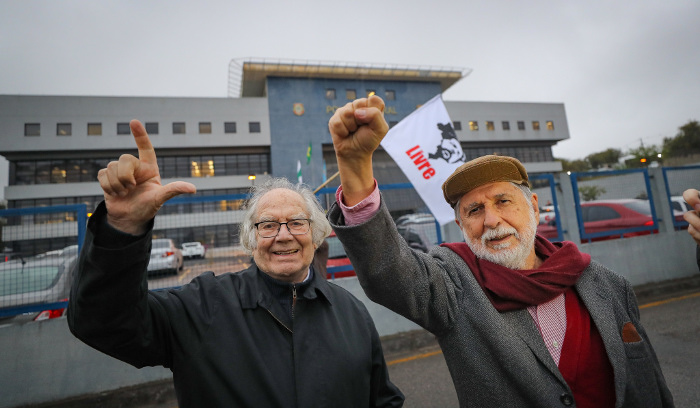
[{"x1": 67, "y1": 120, "x2": 404, "y2": 408}]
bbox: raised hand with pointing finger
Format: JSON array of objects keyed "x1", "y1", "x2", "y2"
[{"x1": 97, "y1": 119, "x2": 196, "y2": 235}]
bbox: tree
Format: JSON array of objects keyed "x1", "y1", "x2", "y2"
[
  {"x1": 579, "y1": 185, "x2": 606, "y2": 201},
  {"x1": 556, "y1": 158, "x2": 591, "y2": 172},
  {"x1": 662, "y1": 120, "x2": 700, "y2": 158},
  {"x1": 586, "y1": 148, "x2": 621, "y2": 169}
]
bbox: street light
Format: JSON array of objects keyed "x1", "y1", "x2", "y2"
[{"x1": 248, "y1": 174, "x2": 256, "y2": 186}]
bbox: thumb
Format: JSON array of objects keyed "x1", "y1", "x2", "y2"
[{"x1": 156, "y1": 181, "x2": 197, "y2": 204}]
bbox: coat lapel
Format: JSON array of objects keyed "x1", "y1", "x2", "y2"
[
  {"x1": 575, "y1": 268, "x2": 627, "y2": 407},
  {"x1": 501, "y1": 308, "x2": 568, "y2": 387}
]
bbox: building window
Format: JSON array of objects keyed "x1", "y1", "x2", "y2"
[
  {"x1": 117, "y1": 122, "x2": 131, "y2": 135},
  {"x1": 486, "y1": 121, "x2": 495, "y2": 131},
  {"x1": 191, "y1": 158, "x2": 216, "y2": 178},
  {"x1": 249, "y1": 122, "x2": 261, "y2": 133},
  {"x1": 57, "y1": 123, "x2": 72, "y2": 136},
  {"x1": 389, "y1": 121, "x2": 398, "y2": 128},
  {"x1": 469, "y1": 121, "x2": 479, "y2": 131},
  {"x1": 87, "y1": 123, "x2": 102, "y2": 136},
  {"x1": 325, "y1": 88, "x2": 336, "y2": 100},
  {"x1": 224, "y1": 122, "x2": 237, "y2": 133},
  {"x1": 366, "y1": 89, "x2": 376, "y2": 97},
  {"x1": 385, "y1": 90, "x2": 396, "y2": 100},
  {"x1": 346, "y1": 89, "x2": 356, "y2": 100},
  {"x1": 453, "y1": 121, "x2": 462, "y2": 131},
  {"x1": 24, "y1": 123, "x2": 41, "y2": 136},
  {"x1": 532, "y1": 121, "x2": 540, "y2": 131},
  {"x1": 199, "y1": 122, "x2": 212, "y2": 134},
  {"x1": 173, "y1": 122, "x2": 186, "y2": 134},
  {"x1": 502, "y1": 121, "x2": 510, "y2": 130},
  {"x1": 517, "y1": 121, "x2": 525, "y2": 130},
  {"x1": 546, "y1": 121, "x2": 555, "y2": 130},
  {"x1": 145, "y1": 122, "x2": 159, "y2": 134}
]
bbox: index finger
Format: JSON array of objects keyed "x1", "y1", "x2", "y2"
[{"x1": 130, "y1": 119, "x2": 157, "y2": 165}]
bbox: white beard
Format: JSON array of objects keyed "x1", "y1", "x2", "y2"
[{"x1": 463, "y1": 207, "x2": 538, "y2": 270}]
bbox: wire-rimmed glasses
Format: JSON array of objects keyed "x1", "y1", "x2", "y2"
[{"x1": 254, "y1": 219, "x2": 311, "y2": 238}]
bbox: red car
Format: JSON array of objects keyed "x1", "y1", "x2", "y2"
[
  {"x1": 324, "y1": 232, "x2": 356, "y2": 279},
  {"x1": 537, "y1": 199, "x2": 656, "y2": 242}
]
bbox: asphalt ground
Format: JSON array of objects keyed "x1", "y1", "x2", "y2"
[{"x1": 30, "y1": 274, "x2": 700, "y2": 408}]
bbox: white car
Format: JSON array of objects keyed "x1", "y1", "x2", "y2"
[
  {"x1": 181, "y1": 242, "x2": 206, "y2": 259},
  {"x1": 147, "y1": 239, "x2": 184, "y2": 276}
]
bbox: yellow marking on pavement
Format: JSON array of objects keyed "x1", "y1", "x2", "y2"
[
  {"x1": 639, "y1": 291, "x2": 700, "y2": 309},
  {"x1": 388, "y1": 349, "x2": 443, "y2": 366}
]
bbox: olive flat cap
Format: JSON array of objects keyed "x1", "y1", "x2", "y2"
[{"x1": 442, "y1": 155, "x2": 530, "y2": 207}]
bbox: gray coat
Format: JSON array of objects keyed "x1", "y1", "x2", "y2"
[{"x1": 329, "y1": 200, "x2": 673, "y2": 408}]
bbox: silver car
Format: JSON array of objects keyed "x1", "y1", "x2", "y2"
[
  {"x1": 147, "y1": 238, "x2": 184, "y2": 276},
  {"x1": 0, "y1": 249, "x2": 78, "y2": 322}
]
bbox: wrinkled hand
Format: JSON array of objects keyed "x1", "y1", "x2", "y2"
[
  {"x1": 328, "y1": 95, "x2": 388, "y2": 205},
  {"x1": 682, "y1": 188, "x2": 700, "y2": 246},
  {"x1": 97, "y1": 120, "x2": 196, "y2": 234}
]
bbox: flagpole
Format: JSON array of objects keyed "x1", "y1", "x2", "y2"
[{"x1": 312, "y1": 171, "x2": 340, "y2": 194}]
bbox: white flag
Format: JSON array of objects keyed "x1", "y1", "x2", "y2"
[
  {"x1": 380, "y1": 94, "x2": 466, "y2": 225},
  {"x1": 297, "y1": 160, "x2": 302, "y2": 184}
]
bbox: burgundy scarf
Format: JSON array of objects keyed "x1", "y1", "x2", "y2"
[{"x1": 443, "y1": 236, "x2": 591, "y2": 312}]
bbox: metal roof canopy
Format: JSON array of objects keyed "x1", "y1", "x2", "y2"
[{"x1": 228, "y1": 58, "x2": 471, "y2": 98}]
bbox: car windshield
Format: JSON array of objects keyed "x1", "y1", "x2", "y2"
[
  {"x1": 183, "y1": 243, "x2": 199, "y2": 248},
  {"x1": 326, "y1": 236, "x2": 347, "y2": 259},
  {"x1": 0, "y1": 266, "x2": 61, "y2": 296},
  {"x1": 623, "y1": 201, "x2": 652, "y2": 216}
]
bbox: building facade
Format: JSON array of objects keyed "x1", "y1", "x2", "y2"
[{"x1": 0, "y1": 59, "x2": 567, "y2": 254}]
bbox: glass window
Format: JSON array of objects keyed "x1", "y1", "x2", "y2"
[
  {"x1": 199, "y1": 122, "x2": 212, "y2": 134},
  {"x1": 173, "y1": 122, "x2": 186, "y2": 134},
  {"x1": 389, "y1": 121, "x2": 398, "y2": 128},
  {"x1": 25, "y1": 123, "x2": 40, "y2": 136},
  {"x1": 117, "y1": 122, "x2": 131, "y2": 135},
  {"x1": 325, "y1": 89, "x2": 336, "y2": 100},
  {"x1": 453, "y1": 121, "x2": 462, "y2": 131},
  {"x1": 145, "y1": 122, "x2": 159, "y2": 134},
  {"x1": 486, "y1": 121, "x2": 495, "y2": 131},
  {"x1": 517, "y1": 121, "x2": 525, "y2": 130},
  {"x1": 87, "y1": 123, "x2": 102, "y2": 136},
  {"x1": 57, "y1": 123, "x2": 71, "y2": 136},
  {"x1": 346, "y1": 89, "x2": 356, "y2": 100},
  {"x1": 469, "y1": 121, "x2": 479, "y2": 131},
  {"x1": 385, "y1": 90, "x2": 396, "y2": 100},
  {"x1": 532, "y1": 121, "x2": 540, "y2": 131},
  {"x1": 249, "y1": 122, "x2": 261, "y2": 133},
  {"x1": 502, "y1": 121, "x2": 510, "y2": 131},
  {"x1": 546, "y1": 121, "x2": 554, "y2": 131},
  {"x1": 224, "y1": 122, "x2": 237, "y2": 133}
]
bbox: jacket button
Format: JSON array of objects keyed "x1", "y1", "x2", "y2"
[{"x1": 560, "y1": 393, "x2": 574, "y2": 406}]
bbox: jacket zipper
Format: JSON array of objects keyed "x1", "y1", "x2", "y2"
[{"x1": 292, "y1": 284, "x2": 297, "y2": 320}]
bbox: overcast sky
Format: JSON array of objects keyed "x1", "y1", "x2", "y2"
[{"x1": 1, "y1": 0, "x2": 699, "y2": 193}]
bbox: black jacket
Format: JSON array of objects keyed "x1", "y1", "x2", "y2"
[{"x1": 67, "y1": 203, "x2": 404, "y2": 408}]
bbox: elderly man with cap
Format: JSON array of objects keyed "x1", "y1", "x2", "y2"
[{"x1": 327, "y1": 96, "x2": 673, "y2": 408}]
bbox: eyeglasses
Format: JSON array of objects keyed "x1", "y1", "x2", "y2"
[{"x1": 254, "y1": 219, "x2": 311, "y2": 238}]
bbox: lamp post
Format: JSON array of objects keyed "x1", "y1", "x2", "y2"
[{"x1": 248, "y1": 174, "x2": 256, "y2": 186}]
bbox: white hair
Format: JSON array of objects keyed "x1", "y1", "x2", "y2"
[{"x1": 239, "y1": 178, "x2": 332, "y2": 253}]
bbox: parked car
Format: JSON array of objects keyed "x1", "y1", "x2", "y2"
[
  {"x1": 396, "y1": 213, "x2": 440, "y2": 253},
  {"x1": 181, "y1": 242, "x2": 206, "y2": 259},
  {"x1": 670, "y1": 195, "x2": 692, "y2": 213},
  {"x1": 324, "y1": 232, "x2": 356, "y2": 279},
  {"x1": 538, "y1": 199, "x2": 656, "y2": 241},
  {"x1": 0, "y1": 249, "x2": 79, "y2": 322},
  {"x1": 147, "y1": 238, "x2": 183, "y2": 276},
  {"x1": 539, "y1": 205, "x2": 556, "y2": 225}
]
